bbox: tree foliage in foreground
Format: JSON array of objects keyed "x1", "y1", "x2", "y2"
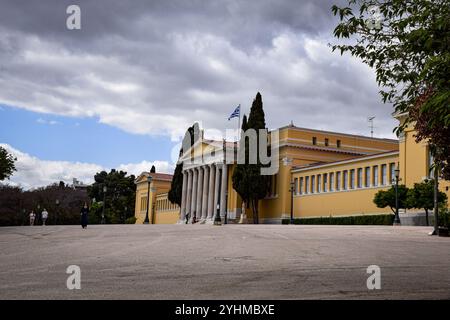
[
  {"x1": 332, "y1": 0, "x2": 450, "y2": 178},
  {"x1": 0, "y1": 146, "x2": 16, "y2": 181}
]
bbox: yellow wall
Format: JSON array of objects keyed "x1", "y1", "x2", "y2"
[
  {"x1": 154, "y1": 193, "x2": 180, "y2": 224},
  {"x1": 292, "y1": 152, "x2": 399, "y2": 217},
  {"x1": 228, "y1": 126, "x2": 399, "y2": 222},
  {"x1": 398, "y1": 115, "x2": 450, "y2": 205},
  {"x1": 134, "y1": 176, "x2": 174, "y2": 224}
]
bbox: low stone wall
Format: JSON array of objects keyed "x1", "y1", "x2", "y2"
[{"x1": 399, "y1": 211, "x2": 435, "y2": 226}]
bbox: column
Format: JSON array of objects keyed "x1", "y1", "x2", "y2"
[
  {"x1": 190, "y1": 168, "x2": 198, "y2": 223},
  {"x1": 195, "y1": 167, "x2": 203, "y2": 222},
  {"x1": 220, "y1": 164, "x2": 228, "y2": 218},
  {"x1": 207, "y1": 164, "x2": 216, "y2": 220},
  {"x1": 179, "y1": 170, "x2": 188, "y2": 223},
  {"x1": 213, "y1": 164, "x2": 220, "y2": 220},
  {"x1": 185, "y1": 170, "x2": 193, "y2": 222},
  {"x1": 201, "y1": 165, "x2": 209, "y2": 222}
]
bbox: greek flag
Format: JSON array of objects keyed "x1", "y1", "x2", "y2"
[{"x1": 228, "y1": 105, "x2": 240, "y2": 120}]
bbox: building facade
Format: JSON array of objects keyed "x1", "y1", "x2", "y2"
[{"x1": 135, "y1": 118, "x2": 450, "y2": 224}]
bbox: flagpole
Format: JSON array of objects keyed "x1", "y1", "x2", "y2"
[{"x1": 237, "y1": 104, "x2": 241, "y2": 141}]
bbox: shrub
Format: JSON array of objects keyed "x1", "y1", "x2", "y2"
[
  {"x1": 283, "y1": 214, "x2": 394, "y2": 225},
  {"x1": 125, "y1": 216, "x2": 137, "y2": 224}
]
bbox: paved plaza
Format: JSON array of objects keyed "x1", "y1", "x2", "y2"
[{"x1": 0, "y1": 224, "x2": 449, "y2": 299}]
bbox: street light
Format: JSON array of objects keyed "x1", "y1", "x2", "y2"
[
  {"x1": 144, "y1": 175, "x2": 152, "y2": 224},
  {"x1": 124, "y1": 206, "x2": 127, "y2": 224},
  {"x1": 289, "y1": 180, "x2": 295, "y2": 224},
  {"x1": 37, "y1": 204, "x2": 41, "y2": 225},
  {"x1": 55, "y1": 199, "x2": 60, "y2": 225},
  {"x1": 393, "y1": 164, "x2": 401, "y2": 226},
  {"x1": 102, "y1": 185, "x2": 107, "y2": 224},
  {"x1": 22, "y1": 209, "x2": 26, "y2": 226},
  {"x1": 224, "y1": 190, "x2": 228, "y2": 225}
]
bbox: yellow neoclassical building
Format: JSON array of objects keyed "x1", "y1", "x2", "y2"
[{"x1": 134, "y1": 116, "x2": 450, "y2": 225}]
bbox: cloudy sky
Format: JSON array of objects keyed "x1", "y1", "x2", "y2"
[{"x1": 0, "y1": 0, "x2": 398, "y2": 189}]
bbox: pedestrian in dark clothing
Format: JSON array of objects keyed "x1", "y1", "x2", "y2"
[{"x1": 80, "y1": 202, "x2": 89, "y2": 229}]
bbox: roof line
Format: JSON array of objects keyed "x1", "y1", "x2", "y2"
[
  {"x1": 275, "y1": 125, "x2": 398, "y2": 143},
  {"x1": 291, "y1": 150, "x2": 399, "y2": 172}
]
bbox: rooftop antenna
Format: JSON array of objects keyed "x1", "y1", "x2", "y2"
[{"x1": 368, "y1": 116, "x2": 375, "y2": 137}]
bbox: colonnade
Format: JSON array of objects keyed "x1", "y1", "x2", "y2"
[{"x1": 180, "y1": 163, "x2": 228, "y2": 223}]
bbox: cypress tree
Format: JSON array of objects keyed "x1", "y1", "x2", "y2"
[
  {"x1": 150, "y1": 165, "x2": 156, "y2": 173},
  {"x1": 168, "y1": 161, "x2": 183, "y2": 206},
  {"x1": 232, "y1": 93, "x2": 270, "y2": 224},
  {"x1": 169, "y1": 123, "x2": 198, "y2": 206},
  {"x1": 232, "y1": 114, "x2": 250, "y2": 205}
]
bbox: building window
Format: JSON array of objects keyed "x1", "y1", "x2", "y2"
[
  {"x1": 373, "y1": 165, "x2": 379, "y2": 186},
  {"x1": 325, "y1": 138, "x2": 329, "y2": 146},
  {"x1": 329, "y1": 173, "x2": 334, "y2": 191},
  {"x1": 317, "y1": 174, "x2": 321, "y2": 193},
  {"x1": 312, "y1": 137, "x2": 317, "y2": 145},
  {"x1": 299, "y1": 177, "x2": 303, "y2": 195},
  {"x1": 357, "y1": 168, "x2": 363, "y2": 188},
  {"x1": 350, "y1": 169, "x2": 355, "y2": 189},
  {"x1": 343, "y1": 170, "x2": 348, "y2": 190},
  {"x1": 365, "y1": 167, "x2": 370, "y2": 187},
  {"x1": 389, "y1": 163, "x2": 396, "y2": 185},
  {"x1": 305, "y1": 176, "x2": 309, "y2": 194},
  {"x1": 141, "y1": 196, "x2": 147, "y2": 212},
  {"x1": 336, "y1": 140, "x2": 341, "y2": 148},
  {"x1": 294, "y1": 178, "x2": 298, "y2": 194},
  {"x1": 336, "y1": 172, "x2": 341, "y2": 191},
  {"x1": 311, "y1": 175, "x2": 315, "y2": 193},
  {"x1": 381, "y1": 164, "x2": 387, "y2": 185},
  {"x1": 323, "y1": 173, "x2": 328, "y2": 192}
]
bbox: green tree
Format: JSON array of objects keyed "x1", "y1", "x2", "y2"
[
  {"x1": 168, "y1": 123, "x2": 198, "y2": 206},
  {"x1": 0, "y1": 146, "x2": 17, "y2": 181},
  {"x1": 168, "y1": 161, "x2": 183, "y2": 206},
  {"x1": 232, "y1": 114, "x2": 250, "y2": 206},
  {"x1": 373, "y1": 185, "x2": 409, "y2": 213},
  {"x1": 87, "y1": 169, "x2": 136, "y2": 224},
  {"x1": 232, "y1": 93, "x2": 270, "y2": 224},
  {"x1": 332, "y1": 0, "x2": 450, "y2": 178},
  {"x1": 406, "y1": 179, "x2": 447, "y2": 226},
  {"x1": 150, "y1": 165, "x2": 156, "y2": 173}
]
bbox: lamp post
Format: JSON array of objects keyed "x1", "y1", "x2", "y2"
[
  {"x1": 224, "y1": 190, "x2": 228, "y2": 224},
  {"x1": 144, "y1": 175, "x2": 152, "y2": 224},
  {"x1": 22, "y1": 208, "x2": 26, "y2": 226},
  {"x1": 37, "y1": 204, "x2": 41, "y2": 225},
  {"x1": 101, "y1": 185, "x2": 107, "y2": 224},
  {"x1": 393, "y1": 165, "x2": 401, "y2": 226},
  {"x1": 124, "y1": 206, "x2": 127, "y2": 224},
  {"x1": 289, "y1": 180, "x2": 295, "y2": 224},
  {"x1": 55, "y1": 199, "x2": 60, "y2": 225}
]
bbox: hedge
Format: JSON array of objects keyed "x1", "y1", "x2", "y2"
[{"x1": 282, "y1": 214, "x2": 395, "y2": 225}]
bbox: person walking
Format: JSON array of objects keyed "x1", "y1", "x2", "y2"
[
  {"x1": 80, "y1": 202, "x2": 89, "y2": 229},
  {"x1": 29, "y1": 210, "x2": 36, "y2": 226},
  {"x1": 41, "y1": 208, "x2": 49, "y2": 226}
]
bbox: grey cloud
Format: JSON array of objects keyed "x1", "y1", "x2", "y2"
[{"x1": 0, "y1": 0, "x2": 396, "y2": 142}]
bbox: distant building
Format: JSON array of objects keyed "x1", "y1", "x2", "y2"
[
  {"x1": 134, "y1": 173, "x2": 179, "y2": 224},
  {"x1": 71, "y1": 178, "x2": 89, "y2": 190}
]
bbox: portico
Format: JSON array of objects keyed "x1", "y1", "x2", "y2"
[{"x1": 179, "y1": 163, "x2": 228, "y2": 224}]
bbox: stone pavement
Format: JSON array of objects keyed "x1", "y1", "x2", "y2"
[{"x1": 0, "y1": 224, "x2": 449, "y2": 299}]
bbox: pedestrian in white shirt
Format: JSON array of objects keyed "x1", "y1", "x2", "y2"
[
  {"x1": 29, "y1": 211, "x2": 36, "y2": 226},
  {"x1": 41, "y1": 209, "x2": 49, "y2": 226}
]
